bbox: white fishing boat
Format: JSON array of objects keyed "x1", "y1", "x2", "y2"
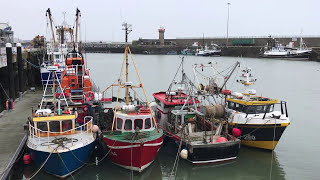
[
  {"x1": 262, "y1": 36, "x2": 311, "y2": 59},
  {"x1": 224, "y1": 66, "x2": 290, "y2": 150}
]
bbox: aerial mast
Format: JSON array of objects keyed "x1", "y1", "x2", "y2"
[
  {"x1": 122, "y1": 23, "x2": 132, "y2": 105},
  {"x1": 46, "y1": 8, "x2": 56, "y2": 44}
]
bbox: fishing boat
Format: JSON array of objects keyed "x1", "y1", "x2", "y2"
[
  {"x1": 224, "y1": 66, "x2": 290, "y2": 150},
  {"x1": 101, "y1": 23, "x2": 163, "y2": 172},
  {"x1": 180, "y1": 48, "x2": 194, "y2": 55},
  {"x1": 40, "y1": 8, "x2": 74, "y2": 85},
  {"x1": 152, "y1": 58, "x2": 240, "y2": 164},
  {"x1": 208, "y1": 47, "x2": 221, "y2": 56},
  {"x1": 262, "y1": 36, "x2": 311, "y2": 59},
  {"x1": 167, "y1": 50, "x2": 178, "y2": 55},
  {"x1": 27, "y1": 66, "x2": 97, "y2": 178},
  {"x1": 195, "y1": 47, "x2": 210, "y2": 56}
]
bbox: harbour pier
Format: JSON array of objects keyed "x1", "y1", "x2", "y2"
[{"x1": 0, "y1": 89, "x2": 42, "y2": 180}]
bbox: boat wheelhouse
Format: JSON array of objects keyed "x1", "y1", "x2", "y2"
[
  {"x1": 61, "y1": 51, "x2": 93, "y2": 100},
  {"x1": 102, "y1": 107, "x2": 163, "y2": 172}
]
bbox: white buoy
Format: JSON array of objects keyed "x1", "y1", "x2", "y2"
[
  {"x1": 180, "y1": 149, "x2": 188, "y2": 159},
  {"x1": 92, "y1": 125, "x2": 99, "y2": 133}
]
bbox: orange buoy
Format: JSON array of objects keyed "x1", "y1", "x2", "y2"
[
  {"x1": 23, "y1": 154, "x2": 31, "y2": 165},
  {"x1": 5, "y1": 100, "x2": 9, "y2": 110},
  {"x1": 222, "y1": 89, "x2": 232, "y2": 95},
  {"x1": 216, "y1": 137, "x2": 228, "y2": 142},
  {"x1": 232, "y1": 128, "x2": 241, "y2": 137}
]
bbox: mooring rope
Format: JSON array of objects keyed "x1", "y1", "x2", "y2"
[
  {"x1": 169, "y1": 129, "x2": 184, "y2": 179},
  {"x1": 0, "y1": 82, "x2": 9, "y2": 99},
  {"x1": 23, "y1": 58, "x2": 40, "y2": 69},
  {"x1": 57, "y1": 151, "x2": 76, "y2": 180},
  {"x1": 29, "y1": 147, "x2": 57, "y2": 179},
  {"x1": 68, "y1": 138, "x2": 116, "y2": 166}
]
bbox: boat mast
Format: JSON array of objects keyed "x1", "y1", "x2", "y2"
[
  {"x1": 122, "y1": 23, "x2": 132, "y2": 105},
  {"x1": 220, "y1": 61, "x2": 240, "y2": 91},
  {"x1": 75, "y1": 8, "x2": 81, "y2": 44},
  {"x1": 46, "y1": 8, "x2": 56, "y2": 45},
  {"x1": 300, "y1": 29, "x2": 303, "y2": 50}
]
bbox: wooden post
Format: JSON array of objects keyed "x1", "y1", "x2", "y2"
[
  {"x1": 17, "y1": 43, "x2": 24, "y2": 92},
  {"x1": 6, "y1": 43, "x2": 15, "y2": 99}
]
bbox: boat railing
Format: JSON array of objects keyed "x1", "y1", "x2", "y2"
[{"x1": 28, "y1": 116, "x2": 94, "y2": 148}]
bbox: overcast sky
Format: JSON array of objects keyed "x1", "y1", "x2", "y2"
[{"x1": 1, "y1": 0, "x2": 319, "y2": 42}]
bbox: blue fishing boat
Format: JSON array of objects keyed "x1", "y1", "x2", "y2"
[
  {"x1": 180, "y1": 48, "x2": 194, "y2": 55},
  {"x1": 27, "y1": 66, "x2": 97, "y2": 178},
  {"x1": 167, "y1": 50, "x2": 178, "y2": 55}
]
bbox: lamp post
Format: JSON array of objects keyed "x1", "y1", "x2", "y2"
[{"x1": 226, "y1": 2, "x2": 231, "y2": 46}]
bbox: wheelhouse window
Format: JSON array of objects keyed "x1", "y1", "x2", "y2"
[
  {"x1": 228, "y1": 101, "x2": 235, "y2": 109},
  {"x1": 247, "y1": 106, "x2": 256, "y2": 114},
  {"x1": 145, "y1": 118, "x2": 151, "y2": 129},
  {"x1": 116, "y1": 118, "x2": 123, "y2": 130},
  {"x1": 37, "y1": 122, "x2": 48, "y2": 131},
  {"x1": 235, "y1": 103, "x2": 244, "y2": 112},
  {"x1": 49, "y1": 121, "x2": 60, "y2": 132},
  {"x1": 154, "y1": 98, "x2": 160, "y2": 104},
  {"x1": 62, "y1": 120, "x2": 72, "y2": 131},
  {"x1": 269, "y1": 104, "x2": 274, "y2": 112},
  {"x1": 134, "y1": 119, "x2": 143, "y2": 130},
  {"x1": 256, "y1": 105, "x2": 267, "y2": 113},
  {"x1": 245, "y1": 105, "x2": 275, "y2": 114},
  {"x1": 124, "y1": 119, "x2": 132, "y2": 130}
]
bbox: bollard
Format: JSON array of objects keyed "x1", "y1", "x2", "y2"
[
  {"x1": 19, "y1": 92, "x2": 23, "y2": 101},
  {"x1": 6, "y1": 43, "x2": 15, "y2": 100}
]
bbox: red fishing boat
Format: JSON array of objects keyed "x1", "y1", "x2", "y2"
[{"x1": 101, "y1": 23, "x2": 163, "y2": 172}]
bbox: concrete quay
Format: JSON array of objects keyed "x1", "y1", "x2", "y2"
[{"x1": 0, "y1": 89, "x2": 41, "y2": 179}]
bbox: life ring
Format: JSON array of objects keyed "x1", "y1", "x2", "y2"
[{"x1": 85, "y1": 91, "x2": 95, "y2": 101}]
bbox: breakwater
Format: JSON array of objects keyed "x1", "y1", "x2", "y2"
[{"x1": 83, "y1": 36, "x2": 320, "y2": 61}]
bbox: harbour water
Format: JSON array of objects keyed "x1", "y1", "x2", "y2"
[{"x1": 13, "y1": 54, "x2": 320, "y2": 180}]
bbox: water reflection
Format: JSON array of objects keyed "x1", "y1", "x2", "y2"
[{"x1": 158, "y1": 140, "x2": 285, "y2": 180}]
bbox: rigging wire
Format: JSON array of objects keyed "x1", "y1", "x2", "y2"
[{"x1": 167, "y1": 59, "x2": 184, "y2": 92}]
